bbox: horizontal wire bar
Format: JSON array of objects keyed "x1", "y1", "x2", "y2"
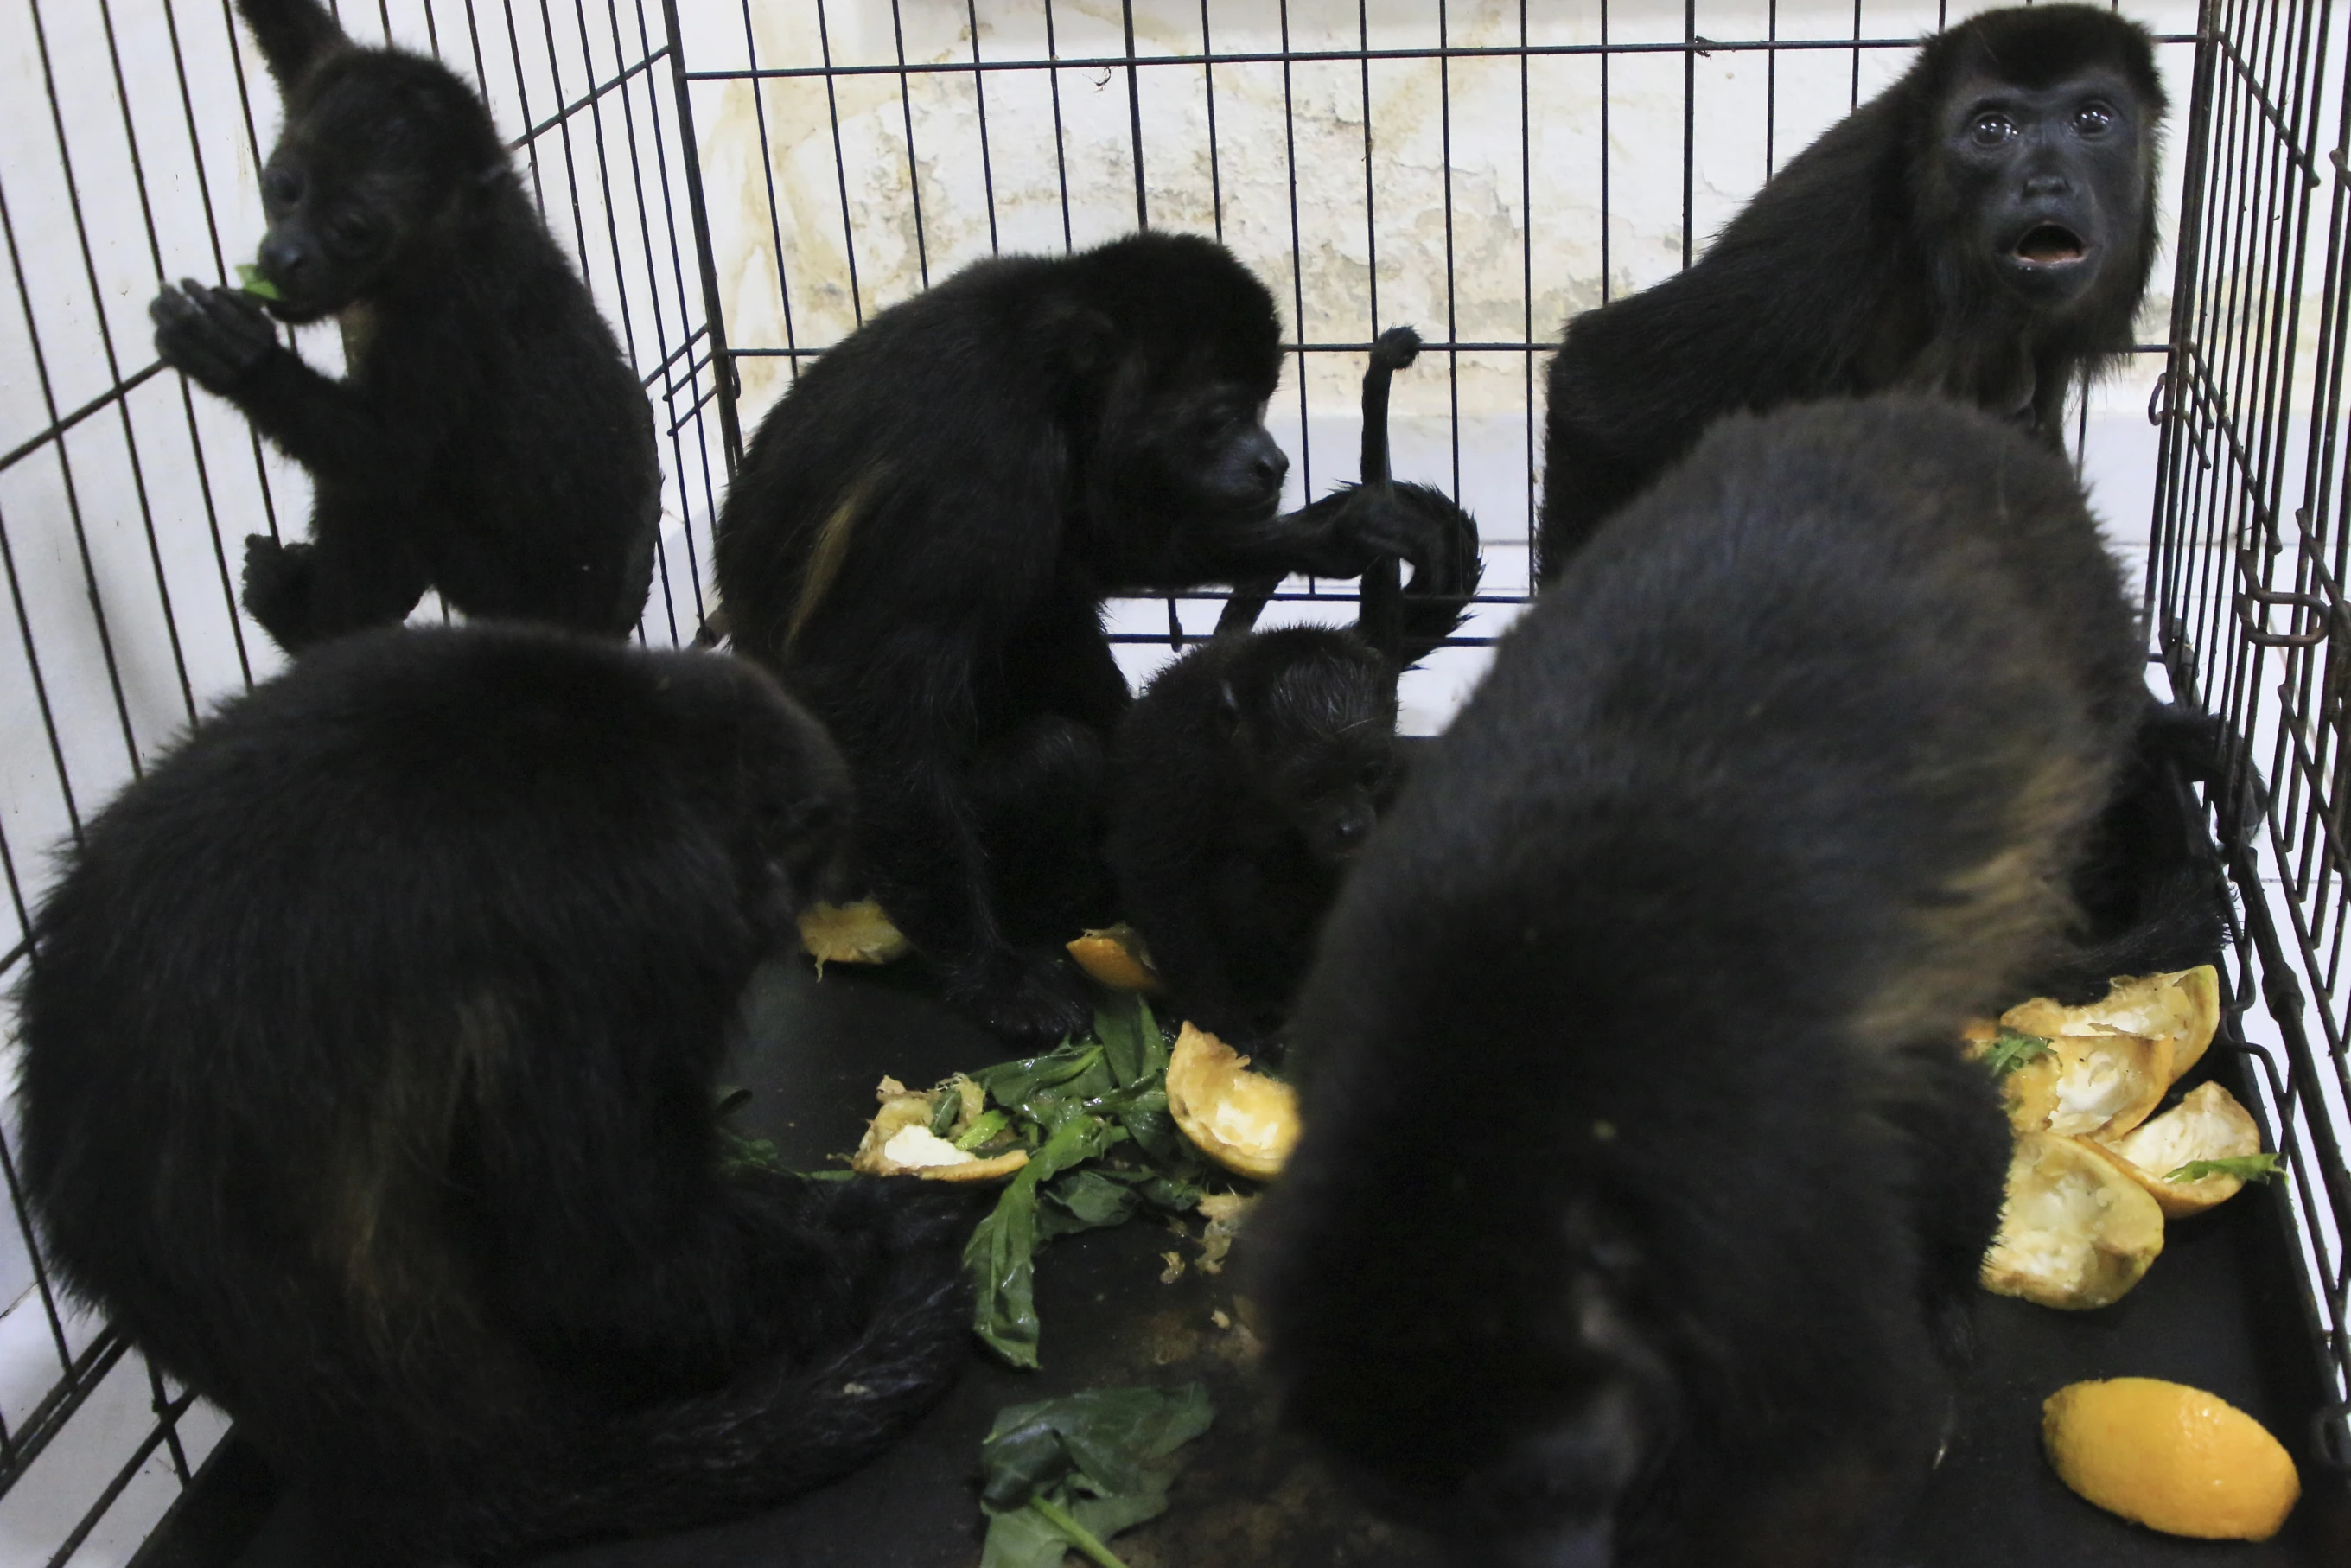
[
  {"x1": 0, "y1": 1329, "x2": 127, "y2": 1495},
  {"x1": 684, "y1": 32, "x2": 2199, "y2": 83},
  {"x1": 512, "y1": 45, "x2": 672, "y2": 149},
  {"x1": 0, "y1": 362, "x2": 167, "y2": 475}
]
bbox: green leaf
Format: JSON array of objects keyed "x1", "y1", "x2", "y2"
[
  {"x1": 955, "y1": 1108, "x2": 1013, "y2": 1151},
  {"x1": 2165, "y1": 1151, "x2": 2285, "y2": 1184},
  {"x1": 233, "y1": 263, "x2": 281, "y2": 301},
  {"x1": 1028, "y1": 1497, "x2": 1131, "y2": 1568},
  {"x1": 978, "y1": 1499, "x2": 1086, "y2": 1568},
  {"x1": 1096, "y1": 994, "x2": 1165, "y2": 1088},
  {"x1": 964, "y1": 1114, "x2": 1128, "y2": 1367},
  {"x1": 1039, "y1": 1169, "x2": 1141, "y2": 1239},
  {"x1": 929, "y1": 1086, "x2": 965, "y2": 1138},
  {"x1": 973, "y1": 1042, "x2": 1107, "y2": 1112},
  {"x1": 1983, "y1": 1027, "x2": 2053, "y2": 1078},
  {"x1": 978, "y1": 1383, "x2": 1214, "y2": 1511},
  {"x1": 716, "y1": 1127, "x2": 786, "y2": 1178}
]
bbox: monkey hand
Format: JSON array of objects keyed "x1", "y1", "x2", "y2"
[
  {"x1": 240, "y1": 535, "x2": 318, "y2": 649},
  {"x1": 151, "y1": 280, "x2": 283, "y2": 394},
  {"x1": 1284, "y1": 483, "x2": 1466, "y2": 584},
  {"x1": 942, "y1": 949, "x2": 1094, "y2": 1047}
]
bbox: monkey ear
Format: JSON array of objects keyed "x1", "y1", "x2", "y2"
[
  {"x1": 236, "y1": 0, "x2": 352, "y2": 92},
  {"x1": 1214, "y1": 679, "x2": 1243, "y2": 736}
]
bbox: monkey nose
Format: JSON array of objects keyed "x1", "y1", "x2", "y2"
[
  {"x1": 258, "y1": 237, "x2": 313, "y2": 288},
  {"x1": 2022, "y1": 170, "x2": 2072, "y2": 201},
  {"x1": 1252, "y1": 448, "x2": 1289, "y2": 491}
]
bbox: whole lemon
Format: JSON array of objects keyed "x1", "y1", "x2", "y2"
[{"x1": 2042, "y1": 1377, "x2": 2300, "y2": 1540}]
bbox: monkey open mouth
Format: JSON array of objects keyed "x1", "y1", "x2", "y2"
[{"x1": 2013, "y1": 223, "x2": 2089, "y2": 265}]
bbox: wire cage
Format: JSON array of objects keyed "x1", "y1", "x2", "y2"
[{"x1": 0, "y1": 0, "x2": 2345, "y2": 1559}]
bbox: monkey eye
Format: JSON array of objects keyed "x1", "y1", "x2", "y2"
[
  {"x1": 2072, "y1": 101, "x2": 2116, "y2": 136},
  {"x1": 1359, "y1": 761, "x2": 1386, "y2": 787},
  {"x1": 1970, "y1": 112, "x2": 2016, "y2": 147},
  {"x1": 260, "y1": 166, "x2": 303, "y2": 206},
  {"x1": 326, "y1": 210, "x2": 382, "y2": 254}
]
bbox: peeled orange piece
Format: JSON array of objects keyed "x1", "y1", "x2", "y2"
[
  {"x1": 849, "y1": 1075, "x2": 1027, "y2": 1182},
  {"x1": 1165, "y1": 1023, "x2": 1298, "y2": 1180},
  {"x1": 800, "y1": 899, "x2": 911, "y2": 967},
  {"x1": 1981, "y1": 1131, "x2": 2164, "y2": 1309},
  {"x1": 2098, "y1": 1080, "x2": 2266, "y2": 1217},
  {"x1": 2043, "y1": 1377, "x2": 2299, "y2": 1539},
  {"x1": 1066, "y1": 923, "x2": 1162, "y2": 992}
]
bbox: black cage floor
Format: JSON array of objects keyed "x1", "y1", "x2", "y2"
[{"x1": 199, "y1": 958, "x2": 2347, "y2": 1568}]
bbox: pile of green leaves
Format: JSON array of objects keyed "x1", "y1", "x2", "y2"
[
  {"x1": 978, "y1": 1382, "x2": 1214, "y2": 1568},
  {"x1": 961, "y1": 994, "x2": 1210, "y2": 1367}
]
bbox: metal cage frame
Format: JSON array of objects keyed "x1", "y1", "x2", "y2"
[{"x1": 0, "y1": 0, "x2": 2343, "y2": 1558}]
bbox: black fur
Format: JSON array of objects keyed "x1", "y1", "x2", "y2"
[
  {"x1": 15, "y1": 627, "x2": 972, "y2": 1565},
  {"x1": 714, "y1": 233, "x2": 1456, "y2": 1043},
  {"x1": 1538, "y1": 4, "x2": 2165, "y2": 579},
  {"x1": 1108, "y1": 626, "x2": 1401, "y2": 1045},
  {"x1": 1220, "y1": 324, "x2": 1485, "y2": 663},
  {"x1": 150, "y1": 0, "x2": 659, "y2": 654},
  {"x1": 1260, "y1": 398, "x2": 2144, "y2": 1568}
]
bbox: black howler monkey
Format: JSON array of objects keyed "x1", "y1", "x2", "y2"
[
  {"x1": 1115, "y1": 327, "x2": 1481, "y2": 1045},
  {"x1": 150, "y1": 0, "x2": 660, "y2": 654},
  {"x1": 15, "y1": 627, "x2": 971, "y2": 1564},
  {"x1": 1109, "y1": 626, "x2": 1402, "y2": 1047},
  {"x1": 1538, "y1": 4, "x2": 2165, "y2": 577},
  {"x1": 1260, "y1": 397, "x2": 2145, "y2": 1568},
  {"x1": 714, "y1": 233, "x2": 1461, "y2": 1044}
]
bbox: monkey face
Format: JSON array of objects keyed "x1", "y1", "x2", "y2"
[
  {"x1": 1284, "y1": 749, "x2": 1393, "y2": 866},
  {"x1": 248, "y1": 55, "x2": 504, "y2": 322},
  {"x1": 1106, "y1": 379, "x2": 1291, "y2": 526},
  {"x1": 1940, "y1": 67, "x2": 2152, "y2": 310}
]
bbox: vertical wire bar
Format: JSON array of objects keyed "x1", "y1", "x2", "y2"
[
  {"x1": 90, "y1": 0, "x2": 201, "y2": 723},
  {"x1": 737, "y1": 0, "x2": 804, "y2": 387},
  {"x1": 563, "y1": 3, "x2": 647, "y2": 366},
  {"x1": 1680, "y1": 0, "x2": 1696, "y2": 271},
  {"x1": 462, "y1": 0, "x2": 495, "y2": 112},
  {"x1": 1044, "y1": 0, "x2": 1073, "y2": 252},
  {"x1": 1520, "y1": 0, "x2": 1533, "y2": 566},
  {"x1": 1439, "y1": 0, "x2": 1461, "y2": 499},
  {"x1": 813, "y1": 0, "x2": 865, "y2": 323},
  {"x1": 1359, "y1": 0, "x2": 1379, "y2": 337},
  {"x1": 594, "y1": 0, "x2": 683, "y2": 645},
  {"x1": 1122, "y1": 0, "x2": 1147, "y2": 230},
  {"x1": 0, "y1": 497, "x2": 83, "y2": 847},
  {"x1": 500, "y1": 1, "x2": 549, "y2": 210},
  {"x1": 1200, "y1": 0, "x2": 1222, "y2": 239},
  {"x1": 666, "y1": 0, "x2": 743, "y2": 469},
  {"x1": 534, "y1": 2, "x2": 601, "y2": 303},
  {"x1": 966, "y1": 0, "x2": 1000, "y2": 252},
  {"x1": 5, "y1": 22, "x2": 144, "y2": 783},
  {"x1": 215, "y1": 0, "x2": 290, "y2": 552},
  {"x1": 158, "y1": 0, "x2": 258, "y2": 688},
  {"x1": 1599, "y1": 0, "x2": 1611, "y2": 303},
  {"x1": 889, "y1": 0, "x2": 931, "y2": 286},
  {"x1": 1764, "y1": 0, "x2": 1777, "y2": 175},
  {"x1": 1278, "y1": 0, "x2": 1310, "y2": 502},
  {"x1": 638, "y1": 0, "x2": 723, "y2": 630},
  {"x1": 0, "y1": 1117, "x2": 78, "y2": 1370},
  {"x1": 1848, "y1": 0, "x2": 1862, "y2": 108},
  {"x1": 146, "y1": 1360, "x2": 191, "y2": 1482}
]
